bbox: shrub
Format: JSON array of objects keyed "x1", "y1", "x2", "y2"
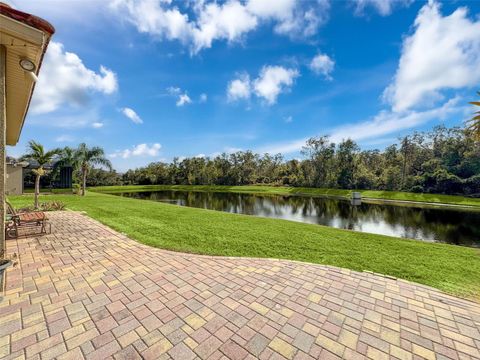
[
  {"x1": 19, "y1": 201, "x2": 66, "y2": 212},
  {"x1": 72, "y1": 183, "x2": 81, "y2": 195},
  {"x1": 410, "y1": 185, "x2": 424, "y2": 193}
]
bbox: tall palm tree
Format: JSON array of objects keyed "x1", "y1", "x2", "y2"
[
  {"x1": 22, "y1": 140, "x2": 61, "y2": 209},
  {"x1": 467, "y1": 91, "x2": 480, "y2": 141},
  {"x1": 75, "y1": 143, "x2": 112, "y2": 196}
]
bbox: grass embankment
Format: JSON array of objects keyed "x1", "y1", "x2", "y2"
[
  {"x1": 91, "y1": 184, "x2": 480, "y2": 208},
  {"x1": 9, "y1": 192, "x2": 480, "y2": 300}
]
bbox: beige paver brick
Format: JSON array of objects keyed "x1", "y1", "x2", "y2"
[
  {"x1": 390, "y1": 345, "x2": 413, "y2": 360},
  {"x1": 269, "y1": 337, "x2": 296, "y2": 359},
  {"x1": 184, "y1": 313, "x2": 206, "y2": 330},
  {"x1": 316, "y1": 334, "x2": 345, "y2": 358},
  {"x1": 411, "y1": 343, "x2": 436, "y2": 360},
  {"x1": 338, "y1": 329, "x2": 358, "y2": 350},
  {"x1": 249, "y1": 302, "x2": 270, "y2": 315}
]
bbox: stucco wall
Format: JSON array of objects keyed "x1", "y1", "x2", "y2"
[{"x1": 6, "y1": 164, "x2": 23, "y2": 195}]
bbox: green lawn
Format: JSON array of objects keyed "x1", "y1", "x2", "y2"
[
  {"x1": 9, "y1": 192, "x2": 480, "y2": 300},
  {"x1": 90, "y1": 184, "x2": 480, "y2": 208}
]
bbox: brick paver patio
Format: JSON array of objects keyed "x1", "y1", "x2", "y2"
[{"x1": 1, "y1": 211, "x2": 479, "y2": 360}]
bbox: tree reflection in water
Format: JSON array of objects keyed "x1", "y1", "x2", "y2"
[{"x1": 120, "y1": 191, "x2": 480, "y2": 247}]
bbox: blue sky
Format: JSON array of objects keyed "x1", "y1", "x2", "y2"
[{"x1": 7, "y1": 0, "x2": 480, "y2": 171}]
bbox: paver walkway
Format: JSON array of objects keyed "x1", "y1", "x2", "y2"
[{"x1": 1, "y1": 212, "x2": 480, "y2": 360}]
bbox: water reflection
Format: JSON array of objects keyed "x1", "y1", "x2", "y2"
[{"x1": 118, "y1": 191, "x2": 480, "y2": 247}]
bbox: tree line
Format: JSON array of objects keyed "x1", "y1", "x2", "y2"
[{"x1": 85, "y1": 125, "x2": 478, "y2": 196}]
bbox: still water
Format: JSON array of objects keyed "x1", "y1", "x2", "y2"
[{"x1": 117, "y1": 190, "x2": 480, "y2": 247}]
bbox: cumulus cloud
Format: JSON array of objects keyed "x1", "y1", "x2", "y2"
[
  {"x1": 109, "y1": 143, "x2": 162, "y2": 159},
  {"x1": 253, "y1": 66, "x2": 299, "y2": 104},
  {"x1": 352, "y1": 0, "x2": 413, "y2": 16},
  {"x1": 199, "y1": 93, "x2": 208, "y2": 103},
  {"x1": 166, "y1": 86, "x2": 192, "y2": 106},
  {"x1": 121, "y1": 107, "x2": 143, "y2": 124},
  {"x1": 110, "y1": 0, "x2": 330, "y2": 54},
  {"x1": 227, "y1": 74, "x2": 251, "y2": 101},
  {"x1": 228, "y1": 66, "x2": 299, "y2": 105},
  {"x1": 191, "y1": 1, "x2": 258, "y2": 53},
  {"x1": 176, "y1": 93, "x2": 192, "y2": 106},
  {"x1": 31, "y1": 41, "x2": 118, "y2": 114},
  {"x1": 384, "y1": 1, "x2": 480, "y2": 112},
  {"x1": 309, "y1": 53, "x2": 335, "y2": 79},
  {"x1": 110, "y1": 0, "x2": 191, "y2": 42},
  {"x1": 265, "y1": 0, "x2": 330, "y2": 38}
]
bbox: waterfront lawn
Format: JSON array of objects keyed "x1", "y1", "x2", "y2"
[
  {"x1": 9, "y1": 192, "x2": 480, "y2": 300},
  {"x1": 90, "y1": 184, "x2": 480, "y2": 208}
]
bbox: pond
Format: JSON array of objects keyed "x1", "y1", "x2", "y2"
[{"x1": 116, "y1": 190, "x2": 480, "y2": 247}]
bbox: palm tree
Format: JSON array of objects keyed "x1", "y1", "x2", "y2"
[
  {"x1": 53, "y1": 147, "x2": 80, "y2": 190},
  {"x1": 467, "y1": 91, "x2": 480, "y2": 141},
  {"x1": 75, "y1": 143, "x2": 112, "y2": 196},
  {"x1": 22, "y1": 140, "x2": 61, "y2": 209},
  {"x1": 55, "y1": 147, "x2": 78, "y2": 169}
]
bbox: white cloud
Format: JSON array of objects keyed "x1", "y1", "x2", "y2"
[
  {"x1": 110, "y1": 0, "x2": 191, "y2": 42},
  {"x1": 191, "y1": 1, "x2": 258, "y2": 53},
  {"x1": 166, "y1": 86, "x2": 192, "y2": 106},
  {"x1": 176, "y1": 93, "x2": 192, "y2": 106},
  {"x1": 246, "y1": 0, "x2": 296, "y2": 20},
  {"x1": 121, "y1": 107, "x2": 143, "y2": 124},
  {"x1": 109, "y1": 143, "x2": 162, "y2": 159},
  {"x1": 352, "y1": 0, "x2": 413, "y2": 16},
  {"x1": 227, "y1": 74, "x2": 251, "y2": 101},
  {"x1": 26, "y1": 108, "x2": 106, "y2": 129},
  {"x1": 110, "y1": 0, "x2": 330, "y2": 54},
  {"x1": 284, "y1": 115, "x2": 293, "y2": 123},
  {"x1": 92, "y1": 122, "x2": 104, "y2": 129},
  {"x1": 55, "y1": 134, "x2": 74, "y2": 143},
  {"x1": 310, "y1": 53, "x2": 335, "y2": 79},
  {"x1": 269, "y1": 0, "x2": 330, "y2": 38},
  {"x1": 31, "y1": 42, "x2": 118, "y2": 114},
  {"x1": 258, "y1": 98, "x2": 464, "y2": 154},
  {"x1": 166, "y1": 86, "x2": 181, "y2": 95},
  {"x1": 199, "y1": 93, "x2": 208, "y2": 103},
  {"x1": 228, "y1": 66, "x2": 299, "y2": 105},
  {"x1": 253, "y1": 66, "x2": 299, "y2": 104},
  {"x1": 384, "y1": 1, "x2": 480, "y2": 112}
]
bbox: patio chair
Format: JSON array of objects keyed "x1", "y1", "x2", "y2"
[{"x1": 5, "y1": 201, "x2": 51, "y2": 239}]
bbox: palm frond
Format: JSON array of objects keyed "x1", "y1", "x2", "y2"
[{"x1": 467, "y1": 91, "x2": 480, "y2": 141}]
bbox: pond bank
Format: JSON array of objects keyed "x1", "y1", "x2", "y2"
[{"x1": 90, "y1": 184, "x2": 480, "y2": 209}]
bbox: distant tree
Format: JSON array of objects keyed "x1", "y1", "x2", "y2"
[
  {"x1": 22, "y1": 140, "x2": 61, "y2": 208},
  {"x1": 75, "y1": 143, "x2": 112, "y2": 196},
  {"x1": 467, "y1": 91, "x2": 480, "y2": 141}
]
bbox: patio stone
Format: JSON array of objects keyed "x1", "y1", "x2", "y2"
[{"x1": 1, "y1": 211, "x2": 479, "y2": 359}]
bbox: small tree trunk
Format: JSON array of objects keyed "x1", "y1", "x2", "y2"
[
  {"x1": 34, "y1": 174, "x2": 41, "y2": 209},
  {"x1": 81, "y1": 168, "x2": 87, "y2": 196}
]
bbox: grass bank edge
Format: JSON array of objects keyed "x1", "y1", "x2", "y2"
[
  {"x1": 89, "y1": 184, "x2": 480, "y2": 208},
  {"x1": 8, "y1": 192, "x2": 480, "y2": 300}
]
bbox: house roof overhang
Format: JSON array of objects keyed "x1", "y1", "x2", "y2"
[{"x1": 0, "y1": 3, "x2": 55, "y2": 145}]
